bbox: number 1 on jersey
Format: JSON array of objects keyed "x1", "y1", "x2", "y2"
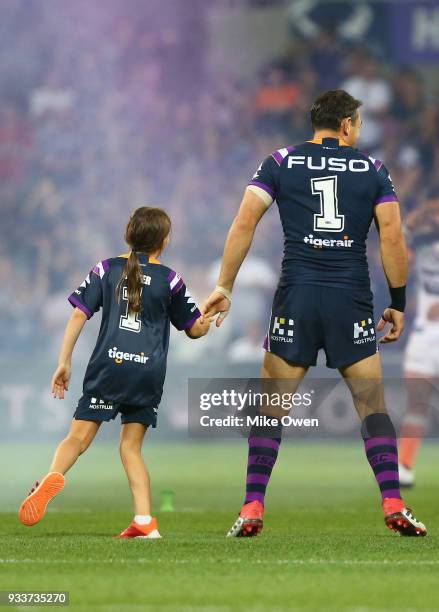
[
  {"x1": 311, "y1": 175, "x2": 344, "y2": 232},
  {"x1": 120, "y1": 286, "x2": 142, "y2": 333}
]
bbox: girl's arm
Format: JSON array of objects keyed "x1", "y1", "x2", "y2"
[
  {"x1": 185, "y1": 313, "x2": 215, "y2": 339},
  {"x1": 51, "y1": 308, "x2": 88, "y2": 399}
]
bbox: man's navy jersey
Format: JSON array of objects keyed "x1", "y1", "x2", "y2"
[
  {"x1": 407, "y1": 226, "x2": 439, "y2": 326},
  {"x1": 248, "y1": 137, "x2": 398, "y2": 290},
  {"x1": 68, "y1": 254, "x2": 201, "y2": 407}
]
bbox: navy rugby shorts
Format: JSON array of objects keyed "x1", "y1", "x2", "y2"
[
  {"x1": 74, "y1": 394, "x2": 157, "y2": 428},
  {"x1": 263, "y1": 285, "x2": 377, "y2": 369}
]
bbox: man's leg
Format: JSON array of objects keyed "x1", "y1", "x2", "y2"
[
  {"x1": 398, "y1": 328, "x2": 434, "y2": 483},
  {"x1": 398, "y1": 371, "x2": 430, "y2": 486},
  {"x1": 340, "y1": 352, "x2": 426, "y2": 536},
  {"x1": 244, "y1": 352, "x2": 308, "y2": 505},
  {"x1": 227, "y1": 352, "x2": 307, "y2": 537}
]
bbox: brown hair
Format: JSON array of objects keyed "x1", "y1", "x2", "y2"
[
  {"x1": 117, "y1": 207, "x2": 171, "y2": 314},
  {"x1": 310, "y1": 90, "x2": 362, "y2": 131}
]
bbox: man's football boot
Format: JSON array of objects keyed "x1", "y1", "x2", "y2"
[
  {"x1": 226, "y1": 500, "x2": 264, "y2": 537},
  {"x1": 383, "y1": 498, "x2": 426, "y2": 536}
]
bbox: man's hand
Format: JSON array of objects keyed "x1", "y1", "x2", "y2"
[
  {"x1": 377, "y1": 308, "x2": 405, "y2": 344},
  {"x1": 51, "y1": 363, "x2": 72, "y2": 399},
  {"x1": 201, "y1": 291, "x2": 231, "y2": 327}
]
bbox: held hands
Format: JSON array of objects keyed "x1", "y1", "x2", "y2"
[
  {"x1": 197, "y1": 310, "x2": 216, "y2": 336},
  {"x1": 201, "y1": 290, "x2": 231, "y2": 328},
  {"x1": 51, "y1": 363, "x2": 71, "y2": 399},
  {"x1": 377, "y1": 308, "x2": 405, "y2": 344},
  {"x1": 187, "y1": 310, "x2": 216, "y2": 338}
]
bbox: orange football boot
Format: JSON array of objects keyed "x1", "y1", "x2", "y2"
[
  {"x1": 116, "y1": 518, "x2": 162, "y2": 539},
  {"x1": 19, "y1": 472, "x2": 65, "y2": 526},
  {"x1": 226, "y1": 500, "x2": 264, "y2": 537},
  {"x1": 383, "y1": 498, "x2": 427, "y2": 536}
]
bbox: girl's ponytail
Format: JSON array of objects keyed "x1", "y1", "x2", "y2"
[
  {"x1": 117, "y1": 206, "x2": 171, "y2": 314},
  {"x1": 124, "y1": 250, "x2": 143, "y2": 314}
]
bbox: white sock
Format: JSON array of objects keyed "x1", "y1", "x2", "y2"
[{"x1": 134, "y1": 514, "x2": 152, "y2": 525}]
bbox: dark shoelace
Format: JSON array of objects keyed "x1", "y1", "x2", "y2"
[
  {"x1": 28, "y1": 482, "x2": 39, "y2": 497},
  {"x1": 405, "y1": 508, "x2": 419, "y2": 522}
]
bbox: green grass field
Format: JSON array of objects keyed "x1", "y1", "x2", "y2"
[{"x1": 2, "y1": 441, "x2": 438, "y2": 611}]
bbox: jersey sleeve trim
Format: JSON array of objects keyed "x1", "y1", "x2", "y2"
[
  {"x1": 247, "y1": 180, "x2": 275, "y2": 198},
  {"x1": 68, "y1": 294, "x2": 93, "y2": 319},
  {"x1": 247, "y1": 184, "x2": 273, "y2": 206},
  {"x1": 181, "y1": 310, "x2": 201, "y2": 331},
  {"x1": 375, "y1": 195, "x2": 399, "y2": 206},
  {"x1": 369, "y1": 156, "x2": 383, "y2": 172},
  {"x1": 271, "y1": 145, "x2": 295, "y2": 166},
  {"x1": 92, "y1": 260, "x2": 109, "y2": 279},
  {"x1": 167, "y1": 270, "x2": 184, "y2": 295}
]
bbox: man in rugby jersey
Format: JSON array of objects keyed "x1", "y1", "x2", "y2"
[
  {"x1": 398, "y1": 190, "x2": 439, "y2": 487},
  {"x1": 203, "y1": 90, "x2": 426, "y2": 537}
]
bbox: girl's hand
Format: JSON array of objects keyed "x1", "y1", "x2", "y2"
[
  {"x1": 51, "y1": 363, "x2": 71, "y2": 399},
  {"x1": 199, "y1": 314, "x2": 215, "y2": 334},
  {"x1": 186, "y1": 313, "x2": 215, "y2": 339}
]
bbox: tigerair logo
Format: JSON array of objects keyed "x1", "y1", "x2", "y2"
[
  {"x1": 353, "y1": 318, "x2": 375, "y2": 344},
  {"x1": 108, "y1": 347, "x2": 149, "y2": 364},
  {"x1": 271, "y1": 317, "x2": 294, "y2": 343},
  {"x1": 303, "y1": 234, "x2": 354, "y2": 248}
]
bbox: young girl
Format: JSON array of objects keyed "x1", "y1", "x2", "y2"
[{"x1": 19, "y1": 207, "x2": 213, "y2": 538}]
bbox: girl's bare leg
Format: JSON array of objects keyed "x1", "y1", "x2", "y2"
[
  {"x1": 50, "y1": 419, "x2": 101, "y2": 474},
  {"x1": 119, "y1": 423, "x2": 151, "y2": 516}
]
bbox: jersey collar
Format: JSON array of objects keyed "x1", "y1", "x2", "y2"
[
  {"x1": 118, "y1": 252, "x2": 161, "y2": 265},
  {"x1": 308, "y1": 137, "x2": 350, "y2": 147}
]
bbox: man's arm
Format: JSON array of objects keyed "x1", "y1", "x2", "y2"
[
  {"x1": 374, "y1": 202, "x2": 408, "y2": 343},
  {"x1": 202, "y1": 189, "x2": 269, "y2": 326},
  {"x1": 217, "y1": 189, "x2": 269, "y2": 290}
]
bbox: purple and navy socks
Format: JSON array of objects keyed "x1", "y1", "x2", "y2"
[
  {"x1": 361, "y1": 412, "x2": 402, "y2": 502},
  {"x1": 244, "y1": 435, "x2": 281, "y2": 506},
  {"x1": 243, "y1": 412, "x2": 402, "y2": 510}
]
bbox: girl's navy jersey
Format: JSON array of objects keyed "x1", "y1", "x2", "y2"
[
  {"x1": 68, "y1": 254, "x2": 201, "y2": 407},
  {"x1": 248, "y1": 137, "x2": 398, "y2": 290}
]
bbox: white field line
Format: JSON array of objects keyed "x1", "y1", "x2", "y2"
[
  {"x1": 1, "y1": 558, "x2": 439, "y2": 566},
  {"x1": 1, "y1": 508, "x2": 376, "y2": 514}
]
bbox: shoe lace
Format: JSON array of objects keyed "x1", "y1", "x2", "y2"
[
  {"x1": 28, "y1": 481, "x2": 39, "y2": 496},
  {"x1": 405, "y1": 508, "x2": 418, "y2": 522}
]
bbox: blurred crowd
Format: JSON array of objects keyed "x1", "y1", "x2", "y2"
[{"x1": 2, "y1": 1, "x2": 439, "y2": 360}]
